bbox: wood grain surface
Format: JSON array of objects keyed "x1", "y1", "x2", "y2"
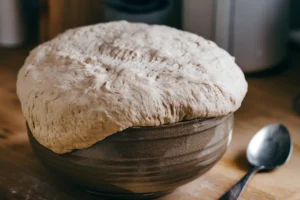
[{"x1": 0, "y1": 47, "x2": 300, "y2": 200}]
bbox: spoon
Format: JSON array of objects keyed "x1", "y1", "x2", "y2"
[{"x1": 219, "y1": 124, "x2": 293, "y2": 200}]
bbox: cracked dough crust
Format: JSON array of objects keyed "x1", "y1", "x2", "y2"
[{"x1": 17, "y1": 21, "x2": 247, "y2": 154}]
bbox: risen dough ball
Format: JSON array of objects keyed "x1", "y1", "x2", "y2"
[{"x1": 17, "y1": 21, "x2": 247, "y2": 154}]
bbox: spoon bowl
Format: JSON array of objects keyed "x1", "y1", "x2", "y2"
[
  {"x1": 220, "y1": 123, "x2": 292, "y2": 200},
  {"x1": 247, "y1": 124, "x2": 292, "y2": 169}
]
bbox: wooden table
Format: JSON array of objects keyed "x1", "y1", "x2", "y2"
[{"x1": 0, "y1": 47, "x2": 300, "y2": 200}]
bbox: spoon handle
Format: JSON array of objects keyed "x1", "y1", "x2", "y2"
[{"x1": 219, "y1": 166, "x2": 261, "y2": 200}]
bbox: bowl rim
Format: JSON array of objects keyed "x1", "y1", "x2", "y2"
[{"x1": 129, "y1": 113, "x2": 233, "y2": 130}]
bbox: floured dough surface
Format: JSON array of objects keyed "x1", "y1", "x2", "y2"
[{"x1": 17, "y1": 21, "x2": 247, "y2": 154}]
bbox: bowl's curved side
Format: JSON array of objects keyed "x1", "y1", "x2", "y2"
[{"x1": 27, "y1": 114, "x2": 234, "y2": 197}]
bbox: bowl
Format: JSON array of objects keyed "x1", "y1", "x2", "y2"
[{"x1": 27, "y1": 113, "x2": 233, "y2": 199}]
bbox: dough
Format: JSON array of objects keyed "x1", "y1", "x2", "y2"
[{"x1": 17, "y1": 21, "x2": 247, "y2": 154}]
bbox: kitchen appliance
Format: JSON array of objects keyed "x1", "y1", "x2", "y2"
[
  {"x1": 0, "y1": 0, "x2": 26, "y2": 47},
  {"x1": 183, "y1": 0, "x2": 289, "y2": 73},
  {"x1": 104, "y1": 0, "x2": 180, "y2": 28}
]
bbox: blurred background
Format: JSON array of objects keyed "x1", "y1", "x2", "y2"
[
  {"x1": 1, "y1": 1, "x2": 300, "y2": 199},
  {"x1": 0, "y1": 0, "x2": 300, "y2": 73}
]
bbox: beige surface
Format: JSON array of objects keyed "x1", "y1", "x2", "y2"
[
  {"x1": 17, "y1": 21, "x2": 247, "y2": 154},
  {"x1": 0, "y1": 47, "x2": 300, "y2": 199}
]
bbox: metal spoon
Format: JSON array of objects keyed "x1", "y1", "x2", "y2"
[{"x1": 219, "y1": 124, "x2": 293, "y2": 200}]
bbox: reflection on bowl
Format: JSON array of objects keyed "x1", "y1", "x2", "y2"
[{"x1": 27, "y1": 113, "x2": 233, "y2": 199}]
